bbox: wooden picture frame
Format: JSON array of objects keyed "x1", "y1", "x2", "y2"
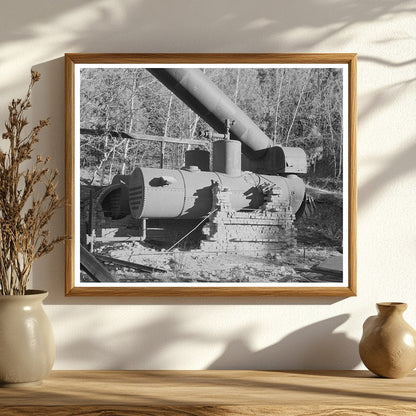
[{"x1": 65, "y1": 53, "x2": 356, "y2": 296}]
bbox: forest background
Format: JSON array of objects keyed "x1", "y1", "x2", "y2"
[{"x1": 79, "y1": 67, "x2": 344, "y2": 193}]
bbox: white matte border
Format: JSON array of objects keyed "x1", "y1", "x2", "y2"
[{"x1": 73, "y1": 63, "x2": 350, "y2": 288}]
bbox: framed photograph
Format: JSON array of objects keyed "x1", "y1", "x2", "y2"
[{"x1": 65, "y1": 53, "x2": 356, "y2": 296}]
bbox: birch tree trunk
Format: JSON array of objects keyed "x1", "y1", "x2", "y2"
[
  {"x1": 161, "y1": 91, "x2": 173, "y2": 168},
  {"x1": 234, "y1": 68, "x2": 241, "y2": 104},
  {"x1": 100, "y1": 105, "x2": 110, "y2": 185},
  {"x1": 285, "y1": 70, "x2": 311, "y2": 146},
  {"x1": 326, "y1": 102, "x2": 337, "y2": 177},
  {"x1": 121, "y1": 74, "x2": 138, "y2": 175},
  {"x1": 273, "y1": 69, "x2": 284, "y2": 145}
]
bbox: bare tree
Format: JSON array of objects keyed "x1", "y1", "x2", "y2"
[{"x1": 285, "y1": 70, "x2": 311, "y2": 146}]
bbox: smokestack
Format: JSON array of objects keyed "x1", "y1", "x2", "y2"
[{"x1": 213, "y1": 140, "x2": 241, "y2": 177}]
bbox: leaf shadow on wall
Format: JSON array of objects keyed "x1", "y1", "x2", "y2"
[
  {"x1": 207, "y1": 314, "x2": 360, "y2": 370},
  {"x1": 1, "y1": 0, "x2": 413, "y2": 53},
  {"x1": 52, "y1": 307, "x2": 359, "y2": 370},
  {"x1": 358, "y1": 139, "x2": 416, "y2": 210},
  {"x1": 0, "y1": 0, "x2": 414, "y2": 97},
  {"x1": 53, "y1": 311, "x2": 213, "y2": 369},
  {"x1": 356, "y1": 52, "x2": 416, "y2": 210}
]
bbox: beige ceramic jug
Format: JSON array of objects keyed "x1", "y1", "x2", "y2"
[{"x1": 359, "y1": 302, "x2": 416, "y2": 378}]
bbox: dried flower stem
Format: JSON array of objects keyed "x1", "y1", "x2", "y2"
[{"x1": 0, "y1": 71, "x2": 65, "y2": 295}]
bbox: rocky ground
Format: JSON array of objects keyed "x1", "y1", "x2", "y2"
[
  {"x1": 80, "y1": 185, "x2": 343, "y2": 284},
  {"x1": 81, "y1": 240, "x2": 341, "y2": 284}
]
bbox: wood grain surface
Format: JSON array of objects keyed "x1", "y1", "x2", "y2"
[{"x1": 1, "y1": 370, "x2": 415, "y2": 415}]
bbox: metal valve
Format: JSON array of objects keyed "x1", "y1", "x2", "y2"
[{"x1": 199, "y1": 119, "x2": 235, "y2": 140}]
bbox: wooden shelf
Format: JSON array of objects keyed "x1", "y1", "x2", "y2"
[{"x1": 1, "y1": 370, "x2": 415, "y2": 415}]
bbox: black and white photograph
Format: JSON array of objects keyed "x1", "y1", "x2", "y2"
[{"x1": 65, "y1": 54, "x2": 356, "y2": 296}]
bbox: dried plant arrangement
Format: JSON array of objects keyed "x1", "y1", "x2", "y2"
[{"x1": 0, "y1": 71, "x2": 65, "y2": 295}]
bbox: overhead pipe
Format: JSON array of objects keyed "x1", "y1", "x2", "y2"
[{"x1": 147, "y1": 68, "x2": 273, "y2": 159}]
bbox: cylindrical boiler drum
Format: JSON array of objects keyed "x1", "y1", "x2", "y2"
[
  {"x1": 128, "y1": 167, "x2": 305, "y2": 220},
  {"x1": 98, "y1": 184, "x2": 130, "y2": 220}
]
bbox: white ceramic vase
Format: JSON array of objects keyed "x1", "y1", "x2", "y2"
[{"x1": 0, "y1": 290, "x2": 55, "y2": 387}]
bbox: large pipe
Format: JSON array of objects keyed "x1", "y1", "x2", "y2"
[{"x1": 147, "y1": 68, "x2": 273, "y2": 159}]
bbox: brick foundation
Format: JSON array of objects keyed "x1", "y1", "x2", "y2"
[
  {"x1": 81, "y1": 182, "x2": 297, "y2": 255},
  {"x1": 200, "y1": 183, "x2": 297, "y2": 255}
]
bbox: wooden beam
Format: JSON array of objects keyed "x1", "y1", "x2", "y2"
[
  {"x1": 80, "y1": 245, "x2": 115, "y2": 282},
  {"x1": 80, "y1": 128, "x2": 210, "y2": 146},
  {"x1": 95, "y1": 254, "x2": 167, "y2": 274}
]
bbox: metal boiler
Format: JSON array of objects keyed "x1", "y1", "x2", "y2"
[{"x1": 101, "y1": 67, "x2": 307, "y2": 232}]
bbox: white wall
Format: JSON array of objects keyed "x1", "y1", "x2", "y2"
[{"x1": 0, "y1": 0, "x2": 415, "y2": 370}]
